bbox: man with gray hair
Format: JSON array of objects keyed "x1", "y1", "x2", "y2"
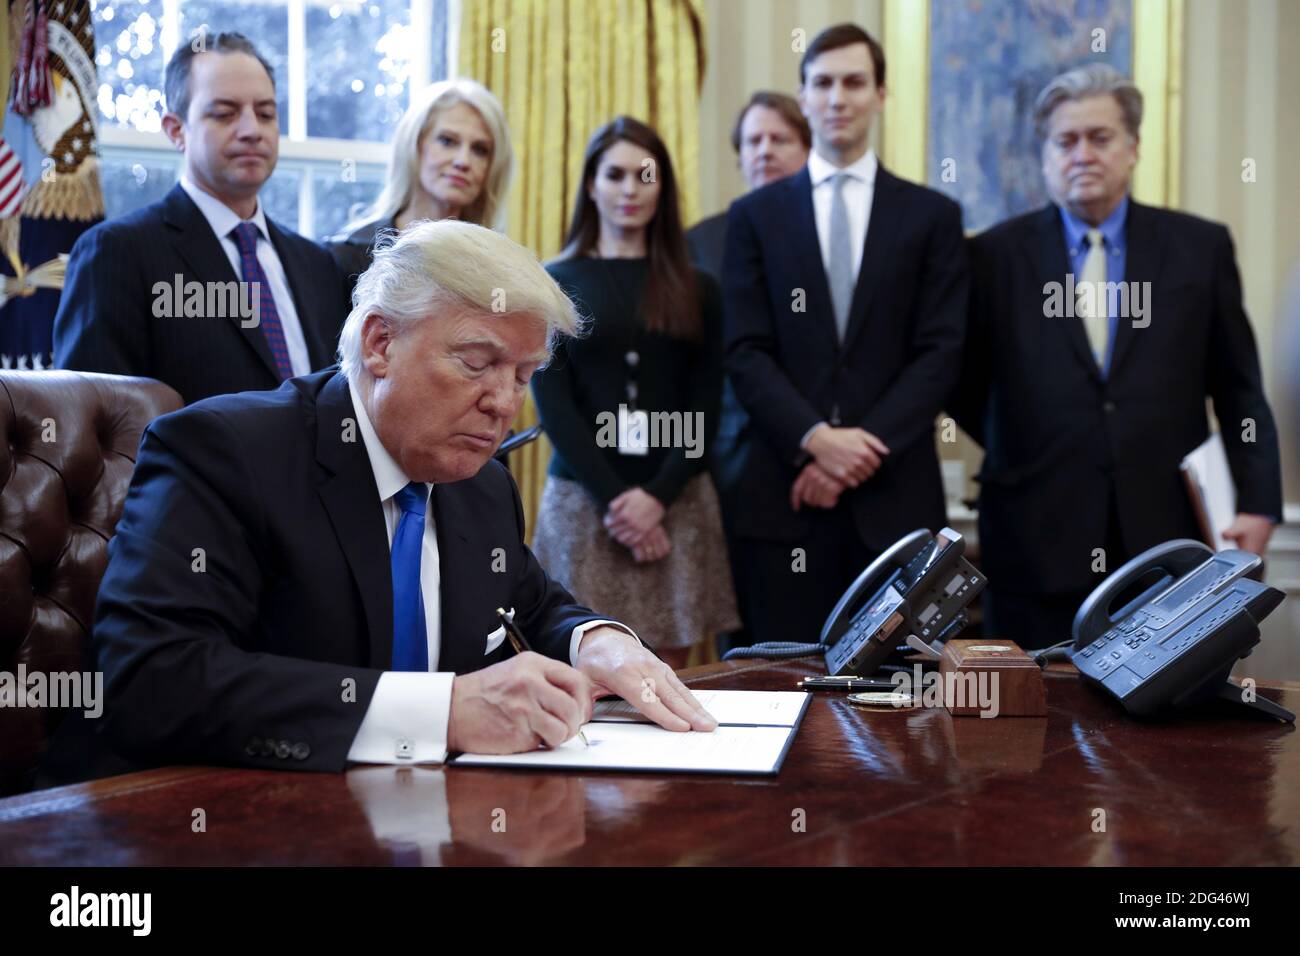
[
  {"x1": 950, "y1": 63, "x2": 1282, "y2": 648},
  {"x1": 48, "y1": 219, "x2": 714, "y2": 782}
]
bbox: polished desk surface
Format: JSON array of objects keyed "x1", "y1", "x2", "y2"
[{"x1": 1, "y1": 658, "x2": 1296, "y2": 866}]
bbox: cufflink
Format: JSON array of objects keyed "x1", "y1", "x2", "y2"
[{"x1": 395, "y1": 737, "x2": 415, "y2": 760}]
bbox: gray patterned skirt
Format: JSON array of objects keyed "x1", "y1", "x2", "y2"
[{"x1": 531, "y1": 473, "x2": 742, "y2": 650}]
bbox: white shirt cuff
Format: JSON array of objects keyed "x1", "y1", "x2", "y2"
[
  {"x1": 347, "y1": 671, "x2": 455, "y2": 765},
  {"x1": 800, "y1": 421, "x2": 829, "y2": 451},
  {"x1": 570, "y1": 619, "x2": 640, "y2": 665}
]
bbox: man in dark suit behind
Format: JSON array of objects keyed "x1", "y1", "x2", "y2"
[
  {"x1": 723, "y1": 24, "x2": 968, "y2": 646},
  {"x1": 50, "y1": 220, "x2": 715, "y2": 779},
  {"x1": 54, "y1": 32, "x2": 349, "y2": 405},
  {"x1": 949, "y1": 64, "x2": 1283, "y2": 648},
  {"x1": 688, "y1": 91, "x2": 809, "y2": 650}
]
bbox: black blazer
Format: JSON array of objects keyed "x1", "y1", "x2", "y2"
[
  {"x1": 325, "y1": 216, "x2": 394, "y2": 304},
  {"x1": 53, "y1": 184, "x2": 350, "y2": 405},
  {"x1": 688, "y1": 211, "x2": 750, "y2": 502},
  {"x1": 949, "y1": 201, "x2": 1284, "y2": 594},
  {"x1": 687, "y1": 211, "x2": 728, "y2": 279},
  {"x1": 79, "y1": 368, "x2": 611, "y2": 774},
  {"x1": 722, "y1": 164, "x2": 969, "y2": 550}
]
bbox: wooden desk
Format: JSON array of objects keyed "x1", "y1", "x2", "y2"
[{"x1": 0, "y1": 659, "x2": 1295, "y2": 865}]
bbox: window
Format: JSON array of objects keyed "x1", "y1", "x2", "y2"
[{"x1": 94, "y1": 0, "x2": 453, "y2": 239}]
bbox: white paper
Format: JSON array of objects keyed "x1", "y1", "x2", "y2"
[
  {"x1": 1182, "y1": 433, "x2": 1236, "y2": 551},
  {"x1": 452, "y1": 722, "x2": 796, "y2": 775},
  {"x1": 592, "y1": 689, "x2": 808, "y2": 727}
]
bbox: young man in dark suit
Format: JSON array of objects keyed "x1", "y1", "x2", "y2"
[
  {"x1": 53, "y1": 33, "x2": 349, "y2": 405},
  {"x1": 688, "y1": 91, "x2": 810, "y2": 650},
  {"x1": 51, "y1": 220, "x2": 714, "y2": 778},
  {"x1": 949, "y1": 64, "x2": 1283, "y2": 648},
  {"x1": 723, "y1": 24, "x2": 968, "y2": 647}
]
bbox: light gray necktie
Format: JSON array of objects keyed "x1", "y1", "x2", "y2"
[{"x1": 826, "y1": 172, "x2": 854, "y2": 342}]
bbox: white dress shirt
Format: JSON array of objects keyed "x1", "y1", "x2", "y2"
[
  {"x1": 178, "y1": 176, "x2": 312, "y2": 376},
  {"x1": 345, "y1": 379, "x2": 635, "y2": 764},
  {"x1": 800, "y1": 148, "x2": 879, "y2": 451}
]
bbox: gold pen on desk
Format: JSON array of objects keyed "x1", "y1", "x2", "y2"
[{"x1": 496, "y1": 607, "x2": 590, "y2": 747}]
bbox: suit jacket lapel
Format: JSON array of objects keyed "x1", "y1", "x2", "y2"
[
  {"x1": 313, "y1": 372, "x2": 393, "y2": 669},
  {"x1": 161, "y1": 184, "x2": 281, "y2": 381},
  {"x1": 267, "y1": 219, "x2": 331, "y2": 367},
  {"x1": 1108, "y1": 200, "x2": 1163, "y2": 379},
  {"x1": 429, "y1": 484, "x2": 475, "y2": 674},
  {"x1": 842, "y1": 166, "x2": 901, "y2": 353},
  {"x1": 787, "y1": 168, "x2": 841, "y2": 354},
  {"x1": 1025, "y1": 204, "x2": 1102, "y2": 383}
]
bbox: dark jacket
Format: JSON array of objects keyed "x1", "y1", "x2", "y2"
[
  {"x1": 326, "y1": 217, "x2": 396, "y2": 303},
  {"x1": 53, "y1": 184, "x2": 350, "y2": 405},
  {"x1": 75, "y1": 368, "x2": 610, "y2": 774},
  {"x1": 722, "y1": 164, "x2": 969, "y2": 550},
  {"x1": 949, "y1": 201, "x2": 1283, "y2": 593}
]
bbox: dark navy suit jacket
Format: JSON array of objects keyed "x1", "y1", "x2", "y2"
[
  {"x1": 54, "y1": 184, "x2": 349, "y2": 404},
  {"x1": 722, "y1": 164, "x2": 969, "y2": 550},
  {"x1": 62, "y1": 368, "x2": 608, "y2": 776}
]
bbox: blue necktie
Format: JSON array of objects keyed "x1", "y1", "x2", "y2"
[{"x1": 390, "y1": 482, "x2": 428, "y2": 671}]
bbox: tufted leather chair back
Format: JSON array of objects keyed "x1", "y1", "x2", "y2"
[{"x1": 0, "y1": 371, "x2": 182, "y2": 794}]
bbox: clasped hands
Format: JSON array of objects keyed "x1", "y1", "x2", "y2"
[
  {"x1": 791, "y1": 425, "x2": 890, "y2": 511},
  {"x1": 447, "y1": 627, "x2": 717, "y2": 754},
  {"x1": 603, "y1": 487, "x2": 670, "y2": 562}
]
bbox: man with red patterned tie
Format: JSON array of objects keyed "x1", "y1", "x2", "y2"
[{"x1": 53, "y1": 32, "x2": 348, "y2": 404}]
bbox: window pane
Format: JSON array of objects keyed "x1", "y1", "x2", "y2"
[
  {"x1": 180, "y1": 2, "x2": 290, "y2": 134},
  {"x1": 259, "y1": 169, "x2": 301, "y2": 229},
  {"x1": 94, "y1": 1, "x2": 168, "y2": 132},
  {"x1": 100, "y1": 155, "x2": 181, "y2": 218},
  {"x1": 312, "y1": 165, "x2": 386, "y2": 240},
  {"x1": 306, "y1": 1, "x2": 413, "y2": 141}
]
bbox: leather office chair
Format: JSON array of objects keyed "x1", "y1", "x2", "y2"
[{"x1": 0, "y1": 371, "x2": 181, "y2": 795}]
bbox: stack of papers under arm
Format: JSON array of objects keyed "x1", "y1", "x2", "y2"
[{"x1": 450, "y1": 689, "x2": 810, "y2": 775}]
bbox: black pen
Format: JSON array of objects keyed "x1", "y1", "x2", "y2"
[
  {"x1": 497, "y1": 607, "x2": 590, "y2": 747},
  {"x1": 798, "y1": 675, "x2": 898, "y2": 692}
]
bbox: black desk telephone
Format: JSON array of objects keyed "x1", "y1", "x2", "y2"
[
  {"x1": 724, "y1": 528, "x2": 985, "y2": 675},
  {"x1": 1071, "y1": 539, "x2": 1294, "y2": 722},
  {"x1": 822, "y1": 528, "x2": 985, "y2": 676}
]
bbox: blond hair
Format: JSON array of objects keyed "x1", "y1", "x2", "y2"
[
  {"x1": 357, "y1": 78, "x2": 513, "y2": 230},
  {"x1": 338, "y1": 220, "x2": 583, "y2": 381}
]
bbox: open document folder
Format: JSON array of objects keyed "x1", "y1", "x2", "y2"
[{"x1": 451, "y1": 690, "x2": 811, "y2": 775}]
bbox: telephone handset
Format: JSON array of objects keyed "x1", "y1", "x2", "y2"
[
  {"x1": 1071, "y1": 539, "x2": 1293, "y2": 721},
  {"x1": 821, "y1": 527, "x2": 985, "y2": 677}
]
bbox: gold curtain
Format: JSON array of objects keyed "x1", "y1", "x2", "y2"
[{"x1": 459, "y1": 0, "x2": 706, "y2": 539}]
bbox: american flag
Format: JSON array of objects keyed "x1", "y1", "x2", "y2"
[{"x1": 0, "y1": 141, "x2": 27, "y2": 220}]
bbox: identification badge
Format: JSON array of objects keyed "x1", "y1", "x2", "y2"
[{"x1": 617, "y1": 407, "x2": 650, "y2": 456}]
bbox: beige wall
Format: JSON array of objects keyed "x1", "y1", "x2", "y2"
[{"x1": 1181, "y1": 0, "x2": 1300, "y2": 504}]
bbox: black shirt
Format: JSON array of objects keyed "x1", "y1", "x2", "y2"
[{"x1": 533, "y1": 256, "x2": 723, "y2": 508}]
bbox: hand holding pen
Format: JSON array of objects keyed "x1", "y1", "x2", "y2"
[{"x1": 497, "y1": 607, "x2": 591, "y2": 748}]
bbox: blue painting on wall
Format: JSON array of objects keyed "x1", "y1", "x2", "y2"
[{"x1": 927, "y1": 0, "x2": 1132, "y2": 232}]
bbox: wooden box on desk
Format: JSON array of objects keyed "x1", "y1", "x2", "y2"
[{"x1": 939, "y1": 639, "x2": 1046, "y2": 717}]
